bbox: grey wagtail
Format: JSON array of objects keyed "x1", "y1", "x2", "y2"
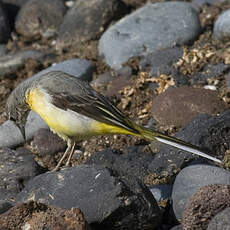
[{"x1": 6, "y1": 71, "x2": 221, "y2": 171}]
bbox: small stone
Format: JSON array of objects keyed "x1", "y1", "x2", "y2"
[
  {"x1": 191, "y1": 63, "x2": 229, "y2": 85},
  {"x1": 32, "y1": 128, "x2": 66, "y2": 156},
  {"x1": 207, "y1": 207, "x2": 230, "y2": 230},
  {"x1": 99, "y1": 2, "x2": 201, "y2": 70},
  {"x1": 0, "y1": 201, "x2": 91, "y2": 230},
  {"x1": 0, "y1": 147, "x2": 45, "y2": 201},
  {"x1": 172, "y1": 165, "x2": 230, "y2": 221},
  {"x1": 15, "y1": 0, "x2": 67, "y2": 39},
  {"x1": 149, "y1": 184, "x2": 172, "y2": 202},
  {"x1": 0, "y1": 120, "x2": 24, "y2": 148},
  {"x1": 16, "y1": 165, "x2": 161, "y2": 229},
  {"x1": 151, "y1": 86, "x2": 227, "y2": 127},
  {"x1": 139, "y1": 47, "x2": 183, "y2": 76},
  {"x1": 213, "y1": 9, "x2": 230, "y2": 41},
  {"x1": 25, "y1": 111, "x2": 48, "y2": 141},
  {"x1": 58, "y1": 0, "x2": 128, "y2": 47},
  {"x1": 182, "y1": 184, "x2": 230, "y2": 230}
]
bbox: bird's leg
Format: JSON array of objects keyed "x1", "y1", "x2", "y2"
[
  {"x1": 65, "y1": 141, "x2": 76, "y2": 166},
  {"x1": 52, "y1": 139, "x2": 73, "y2": 172}
]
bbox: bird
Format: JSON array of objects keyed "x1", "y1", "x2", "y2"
[{"x1": 6, "y1": 71, "x2": 221, "y2": 171}]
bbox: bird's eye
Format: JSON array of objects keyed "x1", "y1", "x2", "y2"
[{"x1": 10, "y1": 116, "x2": 16, "y2": 122}]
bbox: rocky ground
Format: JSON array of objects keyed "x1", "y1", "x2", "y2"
[{"x1": 1, "y1": 0, "x2": 230, "y2": 229}]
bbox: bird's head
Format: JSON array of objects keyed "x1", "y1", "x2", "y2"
[{"x1": 6, "y1": 86, "x2": 30, "y2": 140}]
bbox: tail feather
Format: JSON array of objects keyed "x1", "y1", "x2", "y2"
[{"x1": 133, "y1": 125, "x2": 221, "y2": 164}]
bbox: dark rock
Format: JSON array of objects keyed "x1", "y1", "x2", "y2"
[
  {"x1": 172, "y1": 165, "x2": 230, "y2": 221},
  {"x1": 207, "y1": 207, "x2": 230, "y2": 230},
  {"x1": 16, "y1": 165, "x2": 161, "y2": 229},
  {"x1": 31, "y1": 128, "x2": 66, "y2": 169},
  {"x1": 0, "y1": 2, "x2": 11, "y2": 43},
  {"x1": 148, "y1": 110, "x2": 230, "y2": 179},
  {"x1": 0, "y1": 200, "x2": 12, "y2": 214},
  {"x1": 151, "y1": 86, "x2": 227, "y2": 127},
  {"x1": 139, "y1": 47, "x2": 183, "y2": 76},
  {"x1": 0, "y1": 201, "x2": 91, "y2": 230},
  {"x1": 91, "y1": 66, "x2": 132, "y2": 89},
  {"x1": 1, "y1": 0, "x2": 29, "y2": 29},
  {"x1": 99, "y1": 2, "x2": 201, "y2": 70},
  {"x1": 87, "y1": 146, "x2": 154, "y2": 182},
  {"x1": 0, "y1": 147, "x2": 45, "y2": 201},
  {"x1": 32, "y1": 128, "x2": 66, "y2": 156},
  {"x1": 58, "y1": 0, "x2": 129, "y2": 47},
  {"x1": 15, "y1": 0, "x2": 67, "y2": 39},
  {"x1": 182, "y1": 184, "x2": 230, "y2": 230},
  {"x1": 191, "y1": 63, "x2": 229, "y2": 85},
  {"x1": 213, "y1": 9, "x2": 230, "y2": 42}
]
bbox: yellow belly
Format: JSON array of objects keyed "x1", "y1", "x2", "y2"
[{"x1": 25, "y1": 87, "x2": 133, "y2": 141}]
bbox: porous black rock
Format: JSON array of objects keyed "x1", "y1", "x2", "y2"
[{"x1": 16, "y1": 165, "x2": 161, "y2": 229}]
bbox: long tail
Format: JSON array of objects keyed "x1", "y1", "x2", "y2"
[{"x1": 132, "y1": 124, "x2": 222, "y2": 164}]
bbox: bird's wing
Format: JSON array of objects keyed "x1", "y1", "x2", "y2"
[{"x1": 47, "y1": 82, "x2": 138, "y2": 133}]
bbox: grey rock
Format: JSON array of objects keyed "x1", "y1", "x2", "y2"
[
  {"x1": 0, "y1": 50, "x2": 53, "y2": 79},
  {"x1": 0, "y1": 200, "x2": 12, "y2": 214},
  {"x1": 16, "y1": 165, "x2": 161, "y2": 229},
  {"x1": 207, "y1": 207, "x2": 230, "y2": 230},
  {"x1": 32, "y1": 59, "x2": 95, "y2": 82},
  {"x1": 58, "y1": 0, "x2": 128, "y2": 46},
  {"x1": 25, "y1": 111, "x2": 48, "y2": 141},
  {"x1": 213, "y1": 9, "x2": 230, "y2": 42},
  {"x1": 0, "y1": 2, "x2": 11, "y2": 43},
  {"x1": 172, "y1": 165, "x2": 230, "y2": 221},
  {"x1": 0, "y1": 147, "x2": 45, "y2": 201},
  {"x1": 15, "y1": 0, "x2": 67, "y2": 39},
  {"x1": 149, "y1": 184, "x2": 172, "y2": 202},
  {"x1": 0, "y1": 120, "x2": 24, "y2": 148},
  {"x1": 99, "y1": 2, "x2": 201, "y2": 70}
]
